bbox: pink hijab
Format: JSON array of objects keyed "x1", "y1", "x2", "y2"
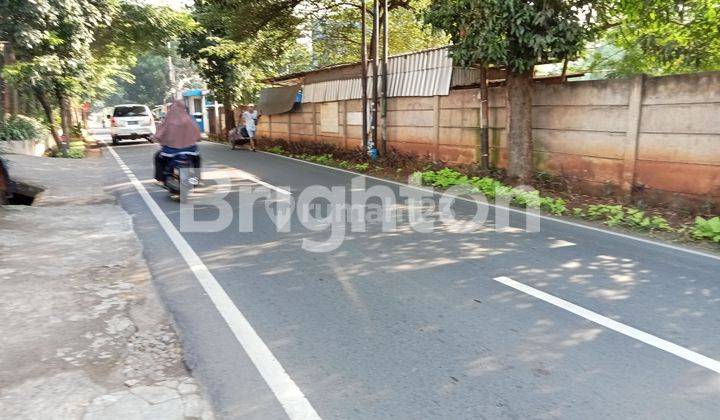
[{"x1": 155, "y1": 100, "x2": 201, "y2": 148}]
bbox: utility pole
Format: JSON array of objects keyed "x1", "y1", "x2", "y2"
[
  {"x1": 371, "y1": 0, "x2": 379, "y2": 157},
  {"x1": 380, "y1": 0, "x2": 388, "y2": 157},
  {"x1": 166, "y1": 41, "x2": 177, "y2": 102},
  {"x1": 361, "y1": 0, "x2": 368, "y2": 150},
  {"x1": 0, "y1": 41, "x2": 6, "y2": 122},
  {"x1": 479, "y1": 65, "x2": 490, "y2": 169}
]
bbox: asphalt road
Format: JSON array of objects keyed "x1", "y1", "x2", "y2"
[{"x1": 100, "y1": 137, "x2": 720, "y2": 419}]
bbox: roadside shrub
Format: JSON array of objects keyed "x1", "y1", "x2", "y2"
[
  {"x1": 267, "y1": 145, "x2": 285, "y2": 154},
  {"x1": 65, "y1": 148, "x2": 85, "y2": 159},
  {"x1": 421, "y1": 168, "x2": 469, "y2": 188},
  {"x1": 0, "y1": 115, "x2": 44, "y2": 141},
  {"x1": 585, "y1": 204, "x2": 671, "y2": 231},
  {"x1": 692, "y1": 217, "x2": 720, "y2": 243},
  {"x1": 353, "y1": 163, "x2": 370, "y2": 172},
  {"x1": 418, "y1": 168, "x2": 568, "y2": 215}
]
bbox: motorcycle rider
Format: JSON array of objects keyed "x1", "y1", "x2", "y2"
[{"x1": 154, "y1": 100, "x2": 201, "y2": 182}]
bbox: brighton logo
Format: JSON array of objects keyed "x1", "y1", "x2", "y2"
[{"x1": 178, "y1": 169, "x2": 541, "y2": 253}]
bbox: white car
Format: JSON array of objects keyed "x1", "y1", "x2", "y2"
[{"x1": 108, "y1": 104, "x2": 156, "y2": 144}]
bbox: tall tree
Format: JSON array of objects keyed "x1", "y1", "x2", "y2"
[
  {"x1": 103, "y1": 53, "x2": 170, "y2": 106},
  {"x1": 426, "y1": 0, "x2": 598, "y2": 182},
  {"x1": 2, "y1": 0, "x2": 193, "y2": 144},
  {"x1": 181, "y1": 0, "x2": 313, "y2": 135},
  {"x1": 589, "y1": 0, "x2": 720, "y2": 76},
  {"x1": 309, "y1": 0, "x2": 448, "y2": 66}
]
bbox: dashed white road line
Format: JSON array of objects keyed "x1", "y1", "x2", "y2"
[
  {"x1": 214, "y1": 166, "x2": 291, "y2": 195},
  {"x1": 103, "y1": 141, "x2": 321, "y2": 420},
  {"x1": 494, "y1": 276, "x2": 720, "y2": 374}
]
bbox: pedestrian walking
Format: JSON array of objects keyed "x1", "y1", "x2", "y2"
[{"x1": 242, "y1": 104, "x2": 259, "y2": 151}]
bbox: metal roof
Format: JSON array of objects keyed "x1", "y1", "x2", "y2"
[{"x1": 301, "y1": 47, "x2": 454, "y2": 103}]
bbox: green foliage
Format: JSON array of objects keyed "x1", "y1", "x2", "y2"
[
  {"x1": 591, "y1": 0, "x2": 720, "y2": 76},
  {"x1": 180, "y1": 0, "x2": 313, "y2": 108},
  {"x1": 585, "y1": 204, "x2": 672, "y2": 231},
  {"x1": 353, "y1": 163, "x2": 370, "y2": 173},
  {"x1": 418, "y1": 168, "x2": 568, "y2": 215},
  {"x1": 425, "y1": 0, "x2": 599, "y2": 72},
  {"x1": 586, "y1": 204, "x2": 624, "y2": 222},
  {"x1": 421, "y1": 167, "x2": 469, "y2": 188},
  {"x1": 65, "y1": 148, "x2": 85, "y2": 159},
  {"x1": 0, "y1": 115, "x2": 44, "y2": 141},
  {"x1": 103, "y1": 53, "x2": 171, "y2": 106},
  {"x1": 179, "y1": 27, "x2": 309, "y2": 107},
  {"x1": 48, "y1": 147, "x2": 85, "y2": 159},
  {"x1": 313, "y1": 154, "x2": 335, "y2": 165},
  {"x1": 539, "y1": 197, "x2": 568, "y2": 216},
  {"x1": 2, "y1": 0, "x2": 194, "y2": 141},
  {"x1": 267, "y1": 146, "x2": 285, "y2": 154},
  {"x1": 87, "y1": 3, "x2": 195, "y2": 102},
  {"x1": 191, "y1": 0, "x2": 303, "y2": 44},
  {"x1": 310, "y1": 0, "x2": 448, "y2": 66},
  {"x1": 692, "y1": 217, "x2": 720, "y2": 243}
]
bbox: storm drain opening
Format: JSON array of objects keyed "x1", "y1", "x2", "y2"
[{"x1": 5, "y1": 182, "x2": 43, "y2": 206}]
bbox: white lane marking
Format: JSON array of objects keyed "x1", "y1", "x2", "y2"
[
  {"x1": 493, "y1": 276, "x2": 720, "y2": 374},
  {"x1": 236, "y1": 145, "x2": 720, "y2": 262},
  {"x1": 222, "y1": 167, "x2": 291, "y2": 195},
  {"x1": 103, "y1": 142, "x2": 321, "y2": 420}
]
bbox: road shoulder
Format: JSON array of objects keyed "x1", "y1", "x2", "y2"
[{"x1": 0, "y1": 154, "x2": 214, "y2": 419}]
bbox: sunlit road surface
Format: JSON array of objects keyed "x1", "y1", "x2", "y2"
[{"x1": 99, "y1": 135, "x2": 720, "y2": 420}]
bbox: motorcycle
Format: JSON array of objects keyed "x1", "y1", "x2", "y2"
[{"x1": 159, "y1": 147, "x2": 201, "y2": 201}]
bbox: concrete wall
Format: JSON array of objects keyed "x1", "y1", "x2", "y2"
[{"x1": 258, "y1": 72, "x2": 720, "y2": 209}]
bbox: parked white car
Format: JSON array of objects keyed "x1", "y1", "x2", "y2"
[{"x1": 108, "y1": 104, "x2": 156, "y2": 144}]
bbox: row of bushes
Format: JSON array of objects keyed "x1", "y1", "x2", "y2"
[
  {"x1": 419, "y1": 168, "x2": 719, "y2": 244},
  {"x1": 267, "y1": 146, "x2": 371, "y2": 172},
  {"x1": 419, "y1": 168, "x2": 568, "y2": 215},
  {"x1": 0, "y1": 115, "x2": 44, "y2": 142},
  {"x1": 1, "y1": 115, "x2": 87, "y2": 159},
  {"x1": 263, "y1": 146, "x2": 718, "y2": 245}
]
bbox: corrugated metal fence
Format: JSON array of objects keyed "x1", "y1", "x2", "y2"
[{"x1": 302, "y1": 48, "x2": 454, "y2": 103}]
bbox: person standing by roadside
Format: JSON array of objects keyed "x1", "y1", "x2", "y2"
[{"x1": 242, "y1": 104, "x2": 259, "y2": 151}]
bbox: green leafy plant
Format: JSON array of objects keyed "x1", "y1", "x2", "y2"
[
  {"x1": 66, "y1": 149, "x2": 85, "y2": 159},
  {"x1": 588, "y1": 204, "x2": 624, "y2": 227},
  {"x1": 353, "y1": 163, "x2": 370, "y2": 172},
  {"x1": 267, "y1": 145, "x2": 285, "y2": 154},
  {"x1": 0, "y1": 115, "x2": 43, "y2": 142},
  {"x1": 419, "y1": 168, "x2": 568, "y2": 215},
  {"x1": 421, "y1": 168, "x2": 467, "y2": 188},
  {"x1": 313, "y1": 154, "x2": 334, "y2": 165},
  {"x1": 584, "y1": 204, "x2": 671, "y2": 231},
  {"x1": 540, "y1": 197, "x2": 568, "y2": 216},
  {"x1": 692, "y1": 217, "x2": 720, "y2": 243}
]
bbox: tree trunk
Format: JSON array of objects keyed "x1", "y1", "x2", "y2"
[
  {"x1": 223, "y1": 98, "x2": 235, "y2": 140},
  {"x1": 3, "y1": 42, "x2": 18, "y2": 116},
  {"x1": 33, "y1": 87, "x2": 63, "y2": 149},
  {"x1": 55, "y1": 86, "x2": 74, "y2": 140},
  {"x1": 0, "y1": 49, "x2": 5, "y2": 123},
  {"x1": 505, "y1": 70, "x2": 534, "y2": 183}
]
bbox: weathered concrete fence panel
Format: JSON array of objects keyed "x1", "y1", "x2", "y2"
[{"x1": 258, "y1": 71, "x2": 720, "y2": 209}]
